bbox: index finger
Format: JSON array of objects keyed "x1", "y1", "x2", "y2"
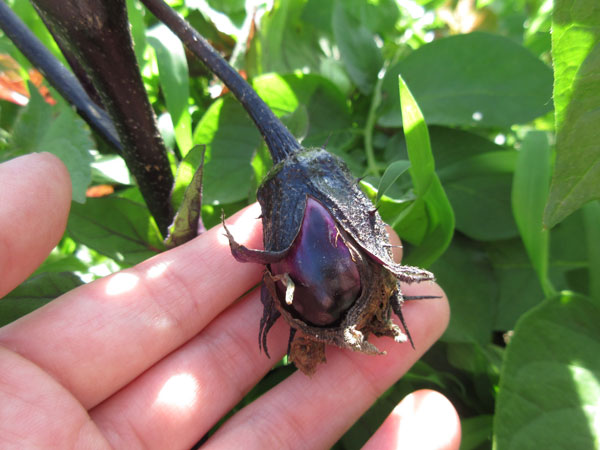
[{"x1": 0, "y1": 203, "x2": 264, "y2": 408}]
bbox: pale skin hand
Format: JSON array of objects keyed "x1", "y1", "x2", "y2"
[{"x1": 0, "y1": 153, "x2": 460, "y2": 449}]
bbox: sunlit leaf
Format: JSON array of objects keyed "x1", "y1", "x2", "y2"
[
  {"x1": 398, "y1": 75, "x2": 454, "y2": 266},
  {"x1": 544, "y1": 0, "x2": 600, "y2": 227}
]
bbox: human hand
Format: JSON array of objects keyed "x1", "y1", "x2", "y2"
[{"x1": 0, "y1": 153, "x2": 460, "y2": 449}]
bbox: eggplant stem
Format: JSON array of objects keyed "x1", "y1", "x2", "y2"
[{"x1": 139, "y1": 0, "x2": 301, "y2": 164}]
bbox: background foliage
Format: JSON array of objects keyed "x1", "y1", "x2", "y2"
[{"x1": 1, "y1": 0, "x2": 599, "y2": 448}]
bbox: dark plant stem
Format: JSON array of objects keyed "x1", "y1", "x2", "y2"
[
  {"x1": 0, "y1": 2, "x2": 121, "y2": 152},
  {"x1": 30, "y1": 0, "x2": 174, "y2": 236},
  {"x1": 139, "y1": 0, "x2": 301, "y2": 164}
]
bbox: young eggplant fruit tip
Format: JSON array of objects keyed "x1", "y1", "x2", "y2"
[{"x1": 223, "y1": 147, "x2": 435, "y2": 375}]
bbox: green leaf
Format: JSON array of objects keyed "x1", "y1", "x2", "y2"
[
  {"x1": 440, "y1": 152, "x2": 519, "y2": 241},
  {"x1": 250, "y1": 144, "x2": 272, "y2": 201},
  {"x1": 399, "y1": 76, "x2": 435, "y2": 196},
  {"x1": 432, "y1": 237, "x2": 496, "y2": 344},
  {"x1": 281, "y1": 105, "x2": 309, "y2": 142},
  {"x1": 385, "y1": 126, "x2": 509, "y2": 171},
  {"x1": 91, "y1": 154, "x2": 134, "y2": 185},
  {"x1": 8, "y1": 87, "x2": 93, "y2": 203},
  {"x1": 67, "y1": 195, "x2": 164, "y2": 266},
  {"x1": 171, "y1": 143, "x2": 206, "y2": 211},
  {"x1": 332, "y1": 0, "x2": 383, "y2": 94},
  {"x1": 0, "y1": 272, "x2": 83, "y2": 326},
  {"x1": 446, "y1": 342, "x2": 500, "y2": 410},
  {"x1": 341, "y1": 0, "x2": 401, "y2": 35},
  {"x1": 126, "y1": 0, "x2": 148, "y2": 67},
  {"x1": 165, "y1": 146, "x2": 206, "y2": 249},
  {"x1": 147, "y1": 24, "x2": 193, "y2": 155},
  {"x1": 582, "y1": 201, "x2": 600, "y2": 301},
  {"x1": 250, "y1": 0, "x2": 322, "y2": 75},
  {"x1": 376, "y1": 160, "x2": 411, "y2": 204},
  {"x1": 512, "y1": 131, "x2": 554, "y2": 296},
  {"x1": 544, "y1": 0, "x2": 600, "y2": 227},
  {"x1": 398, "y1": 75, "x2": 454, "y2": 266},
  {"x1": 486, "y1": 239, "x2": 547, "y2": 330},
  {"x1": 380, "y1": 32, "x2": 554, "y2": 128},
  {"x1": 192, "y1": 97, "x2": 261, "y2": 205},
  {"x1": 460, "y1": 415, "x2": 493, "y2": 450},
  {"x1": 494, "y1": 293, "x2": 600, "y2": 449}
]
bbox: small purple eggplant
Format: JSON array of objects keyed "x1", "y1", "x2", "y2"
[{"x1": 223, "y1": 148, "x2": 434, "y2": 375}]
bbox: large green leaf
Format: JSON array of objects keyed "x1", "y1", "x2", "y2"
[
  {"x1": 544, "y1": 0, "x2": 600, "y2": 227},
  {"x1": 442, "y1": 152, "x2": 518, "y2": 241},
  {"x1": 192, "y1": 97, "x2": 261, "y2": 204},
  {"x1": 494, "y1": 293, "x2": 600, "y2": 449},
  {"x1": 0, "y1": 272, "x2": 83, "y2": 326},
  {"x1": 379, "y1": 32, "x2": 554, "y2": 128},
  {"x1": 67, "y1": 195, "x2": 164, "y2": 266},
  {"x1": 7, "y1": 88, "x2": 93, "y2": 203}
]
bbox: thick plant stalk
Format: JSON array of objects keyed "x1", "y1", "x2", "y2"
[
  {"x1": 0, "y1": 2, "x2": 121, "y2": 152},
  {"x1": 30, "y1": 0, "x2": 174, "y2": 236},
  {"x1": 140, "y1": 0, "x2": 301, "y2": 164}
]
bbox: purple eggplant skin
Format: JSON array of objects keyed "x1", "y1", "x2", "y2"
[
  {"x1": 224, "y1": 147, "x2": 434, "y2": 375},
  {"x1": 270, "y1": 197, "x2": 362, "y2": 326}
]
